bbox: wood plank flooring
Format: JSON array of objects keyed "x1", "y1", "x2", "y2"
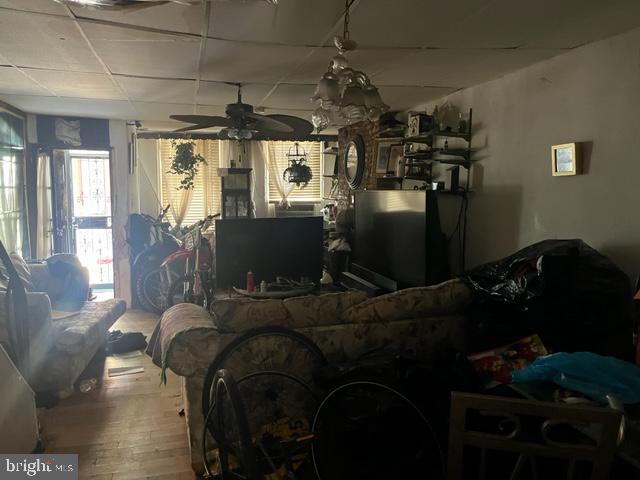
[{"x1": 42, "y1": 309, "x2": 195, "y2": 480}]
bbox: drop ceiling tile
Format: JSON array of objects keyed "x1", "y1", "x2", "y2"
[
  {"x1": 419, "y1": 0, "x2": 622, "y2": 49},
  {"x1": 72, "y1": 2, "x2": 204, "y2": 36},
  {"x1": 116, "y1": 76, "x2": 196, "y2": 103},
  {"x1": 27, "y1": 70, "x2": 125, "y2": 100},
  {"x1": 347, "y1": 0, "x2": 492, "y2": 48},
  {"x1": 523, "y1": 0, "x2": 640, "y2": 48},
  {"x1": 193, "y1": 105, "x2": 227, "y2": 117},
  {"x1": 200, "y1": 82, "x2": 276, "y2": 109},
  {"x1": 84, "y1": 24, "x2": 200, "y2": 78},
  {"x1": 0, "y1": 67, "x2": 52, "y2": 96},
  {"x1": 0, "y1": 94, "x2": 135, "y2": 118},
  {"x1": 196, "y1": 82, "x2": 273, "y2": 107},
  {"x1": 285, "y1": 47, "x2": 402, "y2": 84},
  {"x1": 377, "y1": 86, "x2": 458, "y2": 111},
  {"x1": 133, "y1": 101, "x2": 197, "y2": 121},
  {"x1": 0, "y1": 0, "x2": 68, "y2": 15},
  {"x1": 200, "y1": 39, "x2": 313, "y2": 84},
  {"x1": 260, "y1": 83, "x2": 315, "y2": 111},
  {"x1": 0, "y1": 10, "x2": 104, "y2": 72},
  {"x1": 372, "y1": 48, "x2": 563, "y2": 88},
  {"x1": 208, "y1": 0, "x2": 345, "y2": 45}
]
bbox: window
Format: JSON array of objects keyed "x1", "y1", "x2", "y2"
[
  {"x1": 268, "y1": 141, "x2": 322, "y2": 203},
  {"x1": 0, "y1": 108, "x2": 27, "y2": 255},
  {"x1": 158, "y1": 139, "x2": 221, "y2": 226}
]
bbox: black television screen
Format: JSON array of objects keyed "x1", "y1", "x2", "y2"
[
  {"x1": 353, "y1": 190, "x2": 450, "y2": 288},
  {"x1": 215, "y1": 217, "x2": 324, "y2": 289}
]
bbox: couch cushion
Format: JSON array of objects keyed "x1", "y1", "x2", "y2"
[
  {"x1": 211, "y1": 298, "x2": 290, "y2": 333},
  {"x1": 52, "y1": 299, "x2": 126, "y2": 355},
  {"x1": 283, "y1": 291, "x2": 368, "y2": 328},
  {"x1": 342, "y1": 278, "x2": 472, "y2": 325},
  {"x1": 0, "y1": 252, "x2": 34, "y2": 291}
]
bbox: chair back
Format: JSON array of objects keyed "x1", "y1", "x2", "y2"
[{"x1": 448, "y1": 391, "x2": 622, "y2": 480}]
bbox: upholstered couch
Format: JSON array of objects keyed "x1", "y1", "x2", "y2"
[
  {"x1": 0, "y1": 253, "x2": 126, "y2": 394},
  {"x1": 148, "y1": 279, "x2": 473, "y2": 472}
]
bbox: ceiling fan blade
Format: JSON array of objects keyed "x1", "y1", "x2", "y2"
[
  {"x1": 266, "y1": 114, "x2": 314, "y2": 136},
  {"x1": 243, "y1": 112, "x2": 293, "y2": 133},
  {"x1": 170, "y1": 115, "x2": 232, "y2": 127},
  {"x1": 173, "y1": 122, "x2": 222, "y2": 133}
]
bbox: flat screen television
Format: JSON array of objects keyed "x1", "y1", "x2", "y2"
[
  {"x1": 215, "y1": 217, "x2": 324, "y2": 289},
  {"x1": 353, "y1": 190, "x2": 454, "y2": 289}
]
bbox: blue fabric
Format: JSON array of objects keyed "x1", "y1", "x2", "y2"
[{"x1": 512, "y1": 352, "x2": 640, "y2": 404}]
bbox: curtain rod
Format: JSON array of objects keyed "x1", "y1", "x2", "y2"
[{"x1": 136, "y1": 131, "x2": 339, "y2": 142}]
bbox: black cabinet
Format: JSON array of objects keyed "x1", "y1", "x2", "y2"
[{"x1": 220, "y1": 168, "x2": 252, "y2": 219}]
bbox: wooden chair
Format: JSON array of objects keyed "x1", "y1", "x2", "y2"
[{"x1": 448, "y1": 391, "x2": 622, "y2": 480}]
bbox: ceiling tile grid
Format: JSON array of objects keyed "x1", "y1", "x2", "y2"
[{"x1": 0, "y1": 0, "x2": 638, "y2": 128}]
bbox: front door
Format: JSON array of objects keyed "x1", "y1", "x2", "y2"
[{"x1": 52, "y1": 149, "x2": 114, "y2": 294}]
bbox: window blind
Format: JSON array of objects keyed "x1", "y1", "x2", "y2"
[
  {"x1": 159, "y1": 139, "x2": 221, "y2": 226},
  {"x1": 268, "y1": 141, "x2": 322, "y2": 203}
]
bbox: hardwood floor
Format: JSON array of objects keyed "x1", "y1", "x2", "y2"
[{"x1": 42, "y1": 309, "x2": 195, "y2": 480}]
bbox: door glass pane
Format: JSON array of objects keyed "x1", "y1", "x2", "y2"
[
  {"x1": 75, "y1": 228, "x2": 113, "y2": 286},
  {"x1": 71, "y1": 151, "x2": 111, "y2": 217},
  {"x1": 69, "y1": 150, "x2": 113, "y2": 289}
]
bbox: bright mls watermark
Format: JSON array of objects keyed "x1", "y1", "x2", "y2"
[{"x1": 0, "y1": 455, "x2": 77, "y2": 479}]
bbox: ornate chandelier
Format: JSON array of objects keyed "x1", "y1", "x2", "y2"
[{"x1": 310, "y1": 0, "x2": 389, "y2": 132}]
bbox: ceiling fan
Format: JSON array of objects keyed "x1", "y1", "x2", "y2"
[{"x1": 170, "y1": 84, "x2": 313, "y2": 140}]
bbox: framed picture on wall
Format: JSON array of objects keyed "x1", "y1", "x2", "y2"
[
  {"x1": 551, "y1": 143, "x2": 579, "y2": 176},
  {"x1": 376, "y1": 142, "x2": 392, "y2": 174},
  {"x1": 389, "y1": 144, "x2": 405, "y2": 176}
]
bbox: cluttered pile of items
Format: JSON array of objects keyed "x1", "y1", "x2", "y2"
[{"x1": 195, "y1": 239, "x2": 640, "y2": 479}]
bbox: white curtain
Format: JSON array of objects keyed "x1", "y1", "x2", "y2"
[
  {"x1": 266, "y1": 141, "x2": 294, "y2": 208},
  {"x1": 0, "y1": 160, "x2": 20, "y2": 253},
  {"x1": 249, "y1": 141, "x2": 269, "y2": 218},
  {"x1": 36, "y1": 154, "x2": 53, "y2": 258}
]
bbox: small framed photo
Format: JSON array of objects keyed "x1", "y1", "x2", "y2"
[
  {"x1": 376, "y1": 142, "x2": 392, "y2": 174},
  {"x1": 551, "y1": 143, "x2": 579, "y2": 176}
]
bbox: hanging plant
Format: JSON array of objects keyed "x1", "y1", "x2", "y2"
[{"x1": 167, "y1": 140, "x2": 206, "y2": 190}]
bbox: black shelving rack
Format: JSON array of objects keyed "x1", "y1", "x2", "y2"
[{"x1": 398, "y1": 108, "x2": 473, "y2": 195}]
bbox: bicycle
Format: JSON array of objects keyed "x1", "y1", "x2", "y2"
[{"x1": 164, "y1": 213, "x2": 219, "y2": 309}]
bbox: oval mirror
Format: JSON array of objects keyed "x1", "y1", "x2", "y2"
[{"x1": 344, "y1": 135, "x2": 364, "y2": 189}]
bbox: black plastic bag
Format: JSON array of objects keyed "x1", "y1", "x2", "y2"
[
  {"x1": 107, "y1": 330, "x2": 147, "y2": 354},
  {"x1": 464, "y1": 239, "x2": 633, "y2": 359}
]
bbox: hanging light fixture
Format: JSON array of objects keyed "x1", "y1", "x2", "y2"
[
  {"x1": 283, "y1": 143, "x2": 313, "y2": 187},
  {"x1": 310, "y1": 0, "x2": 389, "y2": 132}
]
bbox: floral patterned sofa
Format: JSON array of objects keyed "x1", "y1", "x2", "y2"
[
  {"x1": 0, "y1": 253, "x2": 126, "y2": 394},
  {"x1": 148, "y1": 278, "x2": 473, "y2": 473}
]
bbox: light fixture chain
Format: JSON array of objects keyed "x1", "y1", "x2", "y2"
[{"x1": 343, "y1": 0, "x2": 351, "y2": 40}]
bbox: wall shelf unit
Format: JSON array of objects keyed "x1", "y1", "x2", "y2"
[{"x1": 376, "y1": 108, "x2": 474, "y2": 192}]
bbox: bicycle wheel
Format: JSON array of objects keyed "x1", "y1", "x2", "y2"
[
  {"x1": 311, "y1": 379, "x2": 445, "y2": 480},
  {"x1": 203, "y1": 369, "x2": 319, "y2": 480},
  {"x1": 167, "y1": 273, "x2": 210, "y2": 309},
  {"x1": 136, "y1": 267, "x2": 164, "y2": 314},
  {"x1": 202, "y1": 326, "x2": 327, "y2": 425},
  {"x1": 206, "y1": 369, "x2": 258, "y2": 479}
]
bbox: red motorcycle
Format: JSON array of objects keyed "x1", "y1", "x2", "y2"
[{"x1": 161, "y1": 214, "x2": 219, "y2": 309}]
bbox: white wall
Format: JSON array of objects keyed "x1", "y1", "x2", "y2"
[
  {"x1": 109, "y1": 120, "x2": 133, "y2": 304},
  {"x1": 416, "y1": 27, "x2": 640, "y2": 280},
  {"x1": 136, "y1": 138, "x2": 162, "y2": 216}
]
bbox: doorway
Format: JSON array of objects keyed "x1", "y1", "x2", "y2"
[{"x1": 51, "y1": 149, "x2": 114, "y2": 299}]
